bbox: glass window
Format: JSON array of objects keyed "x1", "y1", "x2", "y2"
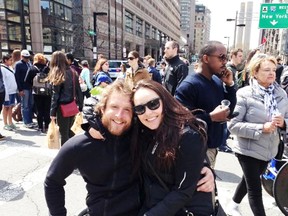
[
  {"x1": 136, "y1": 17, "x2": 142, "y2": 37},
  {"x1": 7, "y1": 12, "x2": 20, "y2": 23},
  {"x1": 64, "y1": 0, "x2": 72, "y2": 7},
  {"x1": 145, "y1": 23, "x2": 150, "y2": 39},
  {"x1": 43, "y1": 27, "x2": 52, "y2": 43},
  {"x1": 0, "y1": 21, "x2": 7, "y2": 40},
  {"x1": 0, "y1": 0, "x2": 4, "y2": 9},
  {"x1": 25, "y1": 26, "x2": 31, "y2": 42},
  {"x1": 65, "y1": 7, "x2": 72, "y2": 21},
  {"x1": 125, "y1": 10, "x2": 133, "y2": 34},
  {"x1": 54, "y1": 3, "x2": 65, "y2": 19},
  {"x1": 1, "y1": 42, "x2": 8, "y2": 49},
  {"x1": 6, "y1": 0, "x2": 19, "y2": 11},
  {"x1": 7, "y1": 23, "x2": 21, "y2": 41},
  {"x1": 152, "y1": 27, "x2": 156, "y2": 39},
  {"x1": 0, "y1": 10, "x2": 6, "y2": 20},
  {"x1": 55, "y1": 0, "x2": 64, "y2": 3}
]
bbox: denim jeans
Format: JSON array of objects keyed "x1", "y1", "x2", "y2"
[{"x1": 21, "y1": 89, "x2": 34, "y2": 124}]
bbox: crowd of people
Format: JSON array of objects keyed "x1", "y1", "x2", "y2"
[{"x1": 1, "y1": 40, "x2": 288, "y2": 216}]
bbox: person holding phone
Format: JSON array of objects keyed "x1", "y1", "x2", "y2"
[{"x1": 175, "y1": 40, "x2": 237, "y2": 168}]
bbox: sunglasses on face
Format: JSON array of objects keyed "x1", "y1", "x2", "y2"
[
  {"x1": 128, "y1": 57, "x2": 135, "y2": 60},
  {"x1": 208, "y1": 53, "x2": 228, "y2": 62},
  {"x1": 134, "y1": 98, "x2": 161, "y2": 115}
]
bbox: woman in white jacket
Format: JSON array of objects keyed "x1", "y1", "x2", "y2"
[
  {"x1": 1, "y1": 54, "x2": 18, "y2": 131},
  {"x1": 227, "y1": 54, "x2": 288, "y2": 216}
]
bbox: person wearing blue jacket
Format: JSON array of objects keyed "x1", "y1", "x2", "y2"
[
  {"x1": 147, "y1": 58, "x2": 162, "y2": 84},
  {"x1": 14, "y1": 49, "x2": 35, "y2": 128}
]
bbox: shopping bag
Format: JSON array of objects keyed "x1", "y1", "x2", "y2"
[
  {"x1": 71, "y1": 112, "x2": 84, "y2": 134},
  {"x1": 12, "y1": 103, "x2": 22, "y2": 122},
  {"x1": 47, "y1": 119, "x2": 60, "y2": 149}
]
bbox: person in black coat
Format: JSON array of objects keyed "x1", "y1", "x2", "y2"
[
  {"x1": 163, "y1": 41, "x2": 189, "y2": 96},
  {"x1": 24, "y1": 53, "x2": 51, "y2": 132},
  {"x1": 48, "y1": 51, "x2": 83, "y2": 145}
]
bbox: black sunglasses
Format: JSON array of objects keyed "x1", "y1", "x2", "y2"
[
  {"x1": 128, "y1": 57, "x2": 135, "y2": 60},
  {"x1": 134, "y1": 98, "x2": 161, "y2": 115},
  {"x1": 207, "y1": 53, "x2": 228, "y2": 62}
]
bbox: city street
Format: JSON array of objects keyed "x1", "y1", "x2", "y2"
[{"x1": 0, "y1": 118, "x2": 285, "y2": 216}]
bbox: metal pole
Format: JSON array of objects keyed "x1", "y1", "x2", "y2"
[
  {"x1": 121, "y1": 0, "x2": 124, "y2": 59},
  {"x1": 108, "y1": 0, "x2": 111, "y2": 59},
  {"x1": 227, "y1": 37, "x2": 230, "y2": 53},
  {"x1": 115, "y1": 0, "x2": 117, "y2": 59},
  {"x1": 233, "y1": 11, "x2": 238, "y2": 49},
  {"x1": 93, "y1": 12, "x2": 97, "y2": 63}
]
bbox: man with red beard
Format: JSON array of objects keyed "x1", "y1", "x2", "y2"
[
  {"x1": 175, "y1": 41, "x2": 237, "y2": 169},
  {"x1": 44, "y1": 81, "x2": 139, "y2": 216}
]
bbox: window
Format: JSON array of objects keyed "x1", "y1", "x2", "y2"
[
  {"x1": 43, "y1": 27, "x2": 52, "y2": 43},
  {"x1": 0, "y1": 0, "x2": 4, "y2": 9},
  {"x1": 125, "y1": 10, "x2": 133, "y2": 33},
  {"x1": 7, "y1": 23, "x2": 21, "y2": 41},
  {"x1": 0, "y1": 21, "x2": 7, "y2": 40},
  {"x1": 6, "y1": 12, "x2": 20, "y2": 23},
  {"x1": 54, "y1": 3, "x2": 65, "y2": 19},
  {"x1": 6, "y1": 0, "x2": 19, "y2": 11},
  {"x1": 152, "y1": 27, "x2": 156, "y2": 39},
  {"x1": 145, "y1": 23, "x2": 150, "y2": 39},
  {"x1": 136, "y1": 17, "x2": 142, "y2": 37}
]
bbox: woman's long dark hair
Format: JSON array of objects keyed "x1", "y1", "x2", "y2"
[{"x1": 131, "y1": 80, "x2": 207, "y2": 171}]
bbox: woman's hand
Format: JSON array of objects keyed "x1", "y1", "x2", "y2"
[
  {"x1": 196, "y1": 167, "x2": 215, "y2": 192},
  {"x1": 272, "y1": 114, "x2": 285, "y2": 128},
  {"x1": 263, "y1": 122, "x2": 277, "y2": 133},
  {"x1": 89, "y1": 127, "x2": 104, "y2": 140}
]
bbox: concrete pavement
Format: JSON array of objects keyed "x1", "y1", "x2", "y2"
[{"x1": 0, "y1": 118, "x2": 285, "y2": 215}]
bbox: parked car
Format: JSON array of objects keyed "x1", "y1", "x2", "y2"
[{"x1": 108, "y1": 60, "x2": 129, "y2": 79}]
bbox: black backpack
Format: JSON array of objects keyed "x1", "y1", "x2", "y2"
[{"x1": 33, "y1": 66, "x2": 51, "y2": 96}]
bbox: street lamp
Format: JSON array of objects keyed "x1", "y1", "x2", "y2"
[
  {"x1": 227, "y1": 11, "x2": 245, "y2": 48},
  {"x1": 224, "y1": 36, "x2": 230, "y2": 54},
  {"x1": 93, "y1": 12, "x2": 107, "y2": 63}
]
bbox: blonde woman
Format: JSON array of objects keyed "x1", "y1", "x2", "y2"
[{"x1": 227, "y1": 54, "x2": 288, "y2": 216}]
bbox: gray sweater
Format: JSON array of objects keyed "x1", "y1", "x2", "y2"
[{"x1": 228, "y1": 81, "x2": 288, "y2": 161}]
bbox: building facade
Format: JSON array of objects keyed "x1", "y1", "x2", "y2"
[
  {"x1": 194, "y1": 4, "x2": 210, "y2": 54},
  {"x1": 0, "y1": 0, "x2": 181, "y2": 63},
  {"x1": 179, "y1": 0, "x2": 196, "y2": 58}
]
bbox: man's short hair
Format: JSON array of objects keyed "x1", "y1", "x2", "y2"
[
  {"x1": 198, "y1": 41, "x2": 223, "y2": 60},
  {"x1": 2, "y1": 54, "x2": 12, "y2": 62},
  {"x1": 66, "y1": 53, "x2": 74, "y2": 61},
  {"x1": 276, "y1": 56, "x2": 282, "y2": 62},
  {"x1": 229, "y1": 48, "x2": 243, "y2": 58},
  {"x1": 95, "y1": 80, "x2": 133, "y2": 116},
  {"x1": 144, "y1": 55, "x2": 152, "y2": 61},
  {"x1": 147, "y1": 58, "x2": 155, "y2": 66}
]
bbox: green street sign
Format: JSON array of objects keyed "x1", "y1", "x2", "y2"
[
  {"x1": 259, "y1": 3, "x2": 288, "y2": 29},
  {"x1": 88, "y1": 30, "x2": 96, "y2": 36}
]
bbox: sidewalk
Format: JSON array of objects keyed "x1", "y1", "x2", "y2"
[{"x1": 0, "y1": 117, "x2": 48, "y2": 149}]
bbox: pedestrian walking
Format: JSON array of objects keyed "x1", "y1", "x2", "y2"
[{"x1": 227, "y1": 54, "x2": 288, "y2": 216}]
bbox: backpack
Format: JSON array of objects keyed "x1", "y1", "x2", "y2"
[{"x1": 33, "y1": 66, "x2": 52, "y2": 96}]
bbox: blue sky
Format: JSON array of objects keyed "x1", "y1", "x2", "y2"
[{"x1": 197, "y1": 0, "x2": 263, "y2": 49}]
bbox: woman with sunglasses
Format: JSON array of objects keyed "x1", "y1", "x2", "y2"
[
  {"x1": 132, "y1": 79, "x2": 214, "y2": 216},
  {"x1": 91, "y1": 58, "x2": 112, "y2": 87},
  {"x1": 125, "y1": 51, "x2": 151, "y2": 89}
]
